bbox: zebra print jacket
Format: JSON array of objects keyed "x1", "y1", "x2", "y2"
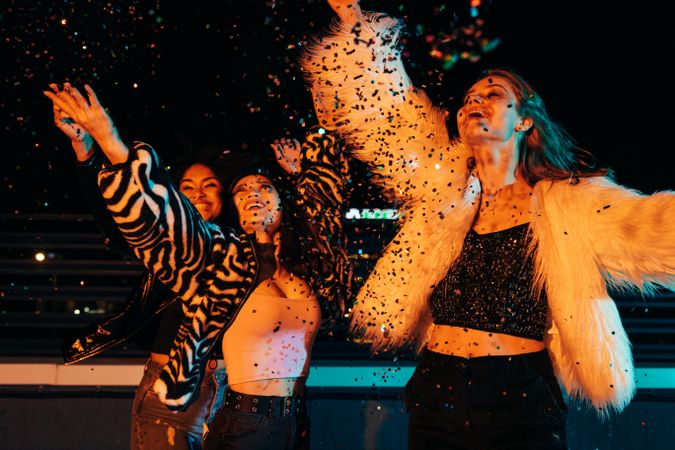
[{"x1": 97, "y1": 129, "x2": 350, "y2": 410}]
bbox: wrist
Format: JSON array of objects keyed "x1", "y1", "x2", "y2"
[
  {"x1": 96, "y1": 132, "x2": 129, "y2": 165},
  {"x1": 92, "y1": 128, "x2": 120, "y2": 148},
  {"x1": 72, "y1": 135, "x2": 95, "y2": 161}
]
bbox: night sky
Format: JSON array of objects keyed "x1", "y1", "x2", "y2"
[{"x1": 2, "y1": 0, "x2": 673, "y2": 217}]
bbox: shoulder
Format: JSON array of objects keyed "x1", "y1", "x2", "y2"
[{"x1": 535, "y1": 175, "x2": 628, "y2": 197}]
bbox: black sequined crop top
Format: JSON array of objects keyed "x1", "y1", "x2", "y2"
[{"x1": 429, "y1": 223, "x2": 548, "y2": 341}]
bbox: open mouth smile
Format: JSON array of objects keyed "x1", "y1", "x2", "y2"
[
  {"x1": 465, "y1": 108, "x2": 486, "y2": 119},
  {"x1": 243, "y1": 200, "x2": 265, "y2": 211}
]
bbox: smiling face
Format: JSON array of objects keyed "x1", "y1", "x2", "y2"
[
  {"x1": 179, "y1": 163, "x2": 223, "y2": 222},
  {"x1": 456, "y1": 76, "x2": 530, "y2": 146},
  {"x1": 231, "y1": 174, "x2": 282, "y2": 236}
]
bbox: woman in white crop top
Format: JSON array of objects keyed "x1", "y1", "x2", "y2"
[
  {"x1": 202, "y1": 134, "x2": 348, "y2": 450},
  {"x1": 43, "y1": 83, "x2": 349, "y2": 450}
]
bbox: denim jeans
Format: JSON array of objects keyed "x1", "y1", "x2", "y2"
[
  {"x1": 404, "y1": 350, "x2": 568, "y2": 450},
  {"x1": 131, "y1": 359, "x2": 226, "y2": 450},
  {"x1": 203, "y1": 388, "x2": 309, "y2": 450}
]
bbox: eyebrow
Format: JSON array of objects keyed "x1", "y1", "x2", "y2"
[
  {"x1": 234, "y1": 176, "x2": 271, "y2": 187},
  {"x1": 180, "y1": 177, "x2": 220, "y2": 184},
  {"x1": 464, "y1": 84, "x2": 510, "y2": 97}
]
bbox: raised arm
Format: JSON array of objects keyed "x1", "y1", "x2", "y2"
[
  {"x1": 303, "y1": 3, "x2": 481, "y2": 352},
  {"x1": 301, "y1": 1, "x2": 471, "y2": 201},
  {"x1": 44, "y1": 84, "x2": 213, "y2": 298},
  {"x1": 272, "y1": 127, "x2": 353, "y2": 321},
  {"x1": 44, "y1": 83, "x2": 129, "y2": 164},
  {"x1": 50, "y1": 99, "x2": 136, "y2": 257}
]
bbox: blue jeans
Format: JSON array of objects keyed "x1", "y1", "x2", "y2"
[
  {"x1": 203, "y1": 388, "x2": 309, "y2": 450},
  {"x1": 131, "y1": 359, "x2": 227, "y2": 450},
  {"x1": 404, "y1": 350, "x2": 568, "y2": 450}
]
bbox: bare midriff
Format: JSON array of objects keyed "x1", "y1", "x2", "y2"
[
  {"x1": 229, "y1": 377, "x2": 306, "y2": 397},
  {"x1": 427, "y1": 324, "x2": 544, "y2": 358}
]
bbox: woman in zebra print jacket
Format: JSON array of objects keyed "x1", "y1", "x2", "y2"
[
  {"x1": 45, "y1": 83, "x2": 351, "y2": 449},
  {"x1": 52, "y1": 94, "x2": 232, "y2": 450}
]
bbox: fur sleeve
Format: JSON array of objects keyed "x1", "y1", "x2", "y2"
[
  {"x1": 531, "y1": 178, "x2": 645, "y2": 415},
  {"x1": 550, "y1": 177, "x2": 675, "y2": 293},
  {"x1": 301, "y1": 12, "x2": 468, "y2": 202},
  {"x1": 349, "y1": 172, "x2": 480, "y2": 353}
]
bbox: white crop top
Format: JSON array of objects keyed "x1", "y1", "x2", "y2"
[{"x1": 221, "y1": 288, "x2": 321, "y2": 385}]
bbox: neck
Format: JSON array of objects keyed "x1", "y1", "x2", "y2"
[
  {"x1": 472, "y1": 141, "x2": 521, "y2": 197},
  {"x1": 254, "y1": 231, "x2": 273, "y2": 244}
]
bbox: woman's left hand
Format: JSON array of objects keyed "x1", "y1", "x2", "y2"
[{"x1": 270, "y1": 138, "x2": 302, "y2": 174}]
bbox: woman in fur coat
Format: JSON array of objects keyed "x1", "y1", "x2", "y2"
[{"x1": 302, "y1": 1, "x2": 675, "y2": 448}]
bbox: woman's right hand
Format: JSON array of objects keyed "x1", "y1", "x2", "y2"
[
  {"x1": 44, "y1": 83, "x2": 118, "y2": 144},
  {"x1": 326, "y1": 0, "x2": 362, "y2": 23},
  {"x1": 51, "y1": 89, "x2": 95, "y2": 161},
  {"x1": 44, "y1": 83, "x2": 129, "y2": 164},
  {"x1": 270, "y1": 137, "x2": 302, "y2": 175}
]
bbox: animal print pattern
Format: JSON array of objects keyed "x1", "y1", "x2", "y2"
[{"x1": 98, "y1": 132, "x2": 351, "y2": 410}]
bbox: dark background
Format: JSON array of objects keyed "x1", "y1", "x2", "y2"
[
  {"x1": 1, "y1": 6, "x2": 674, "y2": 447},
  {"x1": 2, "y1": 0, "x2": 673, "y2": 217}
]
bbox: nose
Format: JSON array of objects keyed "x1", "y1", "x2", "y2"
[
  {"x1": 466, "y1": 93, "x2": 482, "y2": 105},
  {"x1": 191, "y1": 187, "x2": 205, "y2": 200}
]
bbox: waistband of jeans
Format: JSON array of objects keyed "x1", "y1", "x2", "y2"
[
  {"x1": 222, "y1": 388, "x2": 304, "y2": 418},
  {"x1": 420, "y1": 349, "x2": 553, "y2": 377}
]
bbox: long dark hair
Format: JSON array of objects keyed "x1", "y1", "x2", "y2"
[
  {"x1": 220, "y1": 155, "x2": 307, "y2": 279},
  {"x1": 476, "y1": 68, "x2": 610, "y2": 185}
]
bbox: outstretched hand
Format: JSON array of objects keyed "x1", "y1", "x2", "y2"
[
  {"x1": 52, "y1": 106, "x2": 89, "y2": 143},
  {"x1": 270, "y1": 138, "x2": 302, "y2": 175},
  {"x1": 43, "y1": 83, "x2": 129, "y2": 164},
  {"x1": 326, "y1": 0, "x2": 362, "y2": 23},
  {"x1": 43, "y1": 83, "x2": 118, "y2": 146},
  {"x1": 50, "y1": 87, "x2": 95, "y2": 161}
]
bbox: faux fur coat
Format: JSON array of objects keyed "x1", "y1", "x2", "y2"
[{"x1": 301, "y1": 11, "x2": 675, "y2": 416}]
